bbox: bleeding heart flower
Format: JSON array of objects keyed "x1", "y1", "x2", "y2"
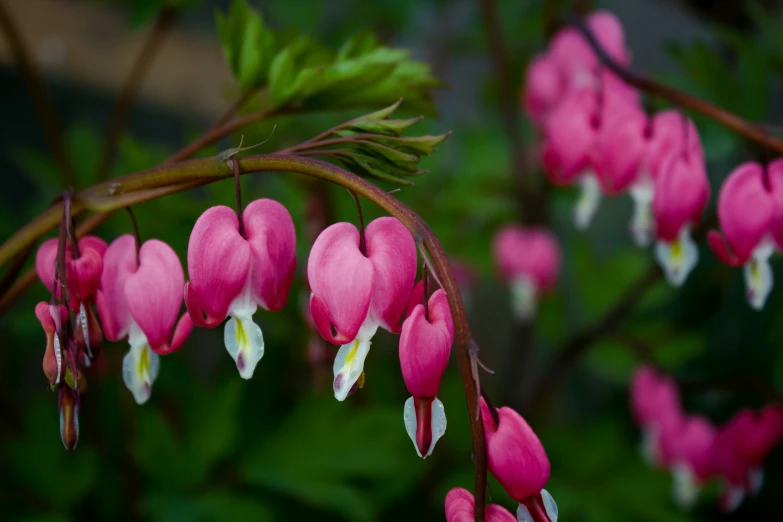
[
  {"x1": 399, "y1": 288, "x2": 453, "y2": 458},
  {"x1": 652, "y1": 124, "x2": 710, "y2": 287},
  {"x1": 97, "y1": 235, "x2": 192, "y2": 405},
  {"x1": 492, "y1": 226, "x2": 561, "y2": 320},
  {"x1": 185, "y1": 199, "x2": 296, "y2": 379},
  {"x1": 662, "y1": 415, "x2": 717, "y2": 508},
  {"x1": 444, "y1": 488, "x2": 517, "y2": 522},
  {"x1": 35, "y1": 301, "x2": 69, "y2": 388},
  {"x1": 308, "y1": 217, "x2": 416, "y2": 401},
  {"x1": 480, "y1": 398, "x2": 557, "y2": 521},
  {"x1": 36, "y1": 236, "x2": 107, "y2": 365},
  {"x1": 708, "y1": 161, "x2": 783, "y2": 309},
  {"x1": 523, "y1": 55, "x2": 565, "y2": 126}
]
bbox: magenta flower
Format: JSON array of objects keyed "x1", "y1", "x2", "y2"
[
  {"x1": 523, "y1": 55, "x2": 565, "y2": 126},
  {"x1": 708, "y1": 161, "x2": 783, "y2": 309},
  {"x1": 184, "y1": 199, "x2": 296, "y2": 379},
  {"x1": 480, "y1": 398, "x2": 557, "y2": 521},
  {"x1": 652, "y1": 123, "x2": 710, "y2": 286},
  {"x1": 492, "y1": 226, "x2": 561, "y2": 320},
  {"x1": 308, "y1": 216, "x2": 416, "y2": 400},
  {"x1": 36, "y1": 236, "x2": 107, "y2": 364},
  {"x1": 629, "y1": 366, "x2": 684, "y2": 466},
  {"x1": 97, "y1": 235, "x2": 192, "y2": 404},
  {"x1": 399, "y1": 288, "x2": 453, "y2": 458},
  {"x1": 444, "y1": 488, "x2": 517, "y2": 522},
  {"x1": 661, "y1": 415, "x2": 717, "y2": 508}
]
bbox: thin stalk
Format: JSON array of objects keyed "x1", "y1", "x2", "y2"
[{"x1": 233, "y1": 159, "x2": 245, "y2": 237}]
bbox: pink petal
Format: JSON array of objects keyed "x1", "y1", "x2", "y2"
[
  {"x1": 444, "y1": 488, "x2": 516, "y2": 522},
  {"x1": 186, "y1": 206, "x2": 251, "y2": 326},
  {"x1": 35, "y1": 238, "x2": 58, "y2": 293},
  {"x1": 307, "y1": 222, "x2": 374, "y2": 344},
  {"x1": 66, "y1": 248, "x2": 103, "y2": 303},
  {"x1": 399, "y1": 289, "x2": 453, "y2": 398},
  {"x1": 714, "y1": 162, "x2": 774, "y2": 262},
  {"x1": 151, "y1": 313, "x2": 194, "y2": 355},
  {"x1": 587, "y1": 10, "x2": 630, "y2": 65},
  {"x1": 595, "y1": 105, "x2": 648, "y2": 194},
  {"x1": 125, "y1": 239, "x2": 184, "y2": 351},
  {"x1": 404, "y1": 280, "x2": 425, "y2": 320},
  {"x1": 365, "y1": 217, "x2": 417, "y2": 333},
  {"x1": 648, "y1": 111, "x2": 704, "y2": 178},
  {"x1": 492, "y1": 226, "x2": 561, "y2": 291},
  {"x1": 523, "y1": 55, "x2": 564, "y2": 125},
  {"x1": 707, "y1": 230, "x2": 745, "y2": 267},
  {"x1": 653, "y1": 151, "x2": 710, "y2": 241},
  {"x1": 766, "y1": 159, "x2": 783, "y2": 249},
  {"x1": 542, "y1": 88, "x2": 598, "y2": 185},
  {"x1": 243, "y1": 198, "x2": 297, "y2": 311},
  {"x1": 481, "y1": 398, "x2": 550, "y2": 502},
  {"x1": 97, "y1": 235, "x2": 138, "y2": 342},
  {"x1": 629, "y1": 365, "x2": 683, "y2": 427},
  {"x1": 78, "y1": 236, "x2": 107, "y2": 258}
]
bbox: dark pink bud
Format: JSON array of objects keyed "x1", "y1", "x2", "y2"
[
  {"x1": 444, "y1": 487, "x2": 516, "y2": 522},
  {"x1": 58, "y1": 385, "x2": 80, "y2": 451},
  {"x1": 35, "y1": 301, "x2": 68, "y2": 387}
]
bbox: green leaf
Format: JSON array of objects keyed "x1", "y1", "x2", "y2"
[{"x1": 268, "y1": 46, "x2": 298, "y2": 105}]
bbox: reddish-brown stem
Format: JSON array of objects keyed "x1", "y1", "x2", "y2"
[
  {"x1": 348, "y1": 191, "x2": 367, "y2": 256},
  {"x1": 422, "y1": 260, "x2": 430, "y2": 321},
  {"x1": 232, "y1": 159, "x2": 245, "y2": 237},
  {"x1": 125, "y1": 207, "x2": 141, "y2": 265},
  {"x1": 97, "y1": 7, "x2": 178, "y2": 181},
  {"x1": 0, "y1": 0, "x2": 76, "y2": 187},
  {"x1": 570, "y1": 13, "x2": 783, "y2": 154}
]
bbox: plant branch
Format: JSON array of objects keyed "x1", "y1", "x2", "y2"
[
  {"x1": 0, "y1": 0, "x2": 76, "y2": 187},
  {"x1": 96, "y1": 7, "x2": 178, "y2": 181},
  {"x1": 525, "y1": 264, "x2": 663, "y2": 410},
  {"x1": 0, "y1": 153, "x2": 489, "y2": 520},
  {"x1": 569, "y1": 13, "x2": 783, "y2": 154}
]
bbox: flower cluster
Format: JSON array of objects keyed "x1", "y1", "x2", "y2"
[
  {"x1": 524, "y1": 11, "x2": 710, "y2": 287},
  {"x1": 33, "y1": 197, "x2": 463, "y2": 460},
  {"x1": 630, "y1": 365, "x2": 783, "y2": 510},
  {"x1": 444, "y1": 399, "x2": 557, "y2": 522}
]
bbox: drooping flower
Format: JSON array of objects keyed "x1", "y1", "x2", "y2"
[
  {"x1": 444, "y1": 488, "x2": 517, "y2": 522},
  {"x1": 492, "y1": 226, "x2": 561, "y2": 320},
  {"x1": 708, "y1": 161, "x2": 783, "y2": 309},
  {"x1": 652, "y1": 123, "x2": 710, "y2": 286},
  {"x1": 97, "y1": 235, "x2": 192, "y2": 404},
  {"x1": 35, "y1": 236, "x2": 107, "y2": 365},
  {"x1": 662, "y1": 415, "x2": 717, "y2": 508},
  {"x1": 596, "y1": 110, "x2": 696, "y2": 246},
  {"x1": 308, "y1": 217, "x2": 417, "y2": 401},
  {"x1": 185, "y1": 199, "x2": 296, "y2": 379},
  {"x1": 399, "y1": 288, "x2": 453, "y2": 458},
  {"x1": 480, "y1": 398, "x2": 557, "y2": 522},
  {"x1": 35, "y1": 301, "x2": 69, "y2": 388},
  {"x1": 629, "y1": 365, "x2": 684, "y2": 466}
]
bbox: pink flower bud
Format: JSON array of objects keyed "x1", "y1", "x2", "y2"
[
  {"x1": 185, "y1": 200, "x2": 296, "y2": 378},
  {"x1": 35, "y1": 301, "x2": 68, "y2": 387},
  {"x1": 58, "y1": 385, "x2": 80, "y2": 451},
  {"x1": 481, "y1": 398, "x2": 550, "y2": 502},
  {"x1": 630, "y1": 365, "x2": 682, "y2": 428},
  {"x1": 97, "y1": 235, "x2": 192, "y2": 404},
  {"x1": 444, "y1": 488, "x2": 517, "y2": 522},
  {"x1": 399, "y1": 289, "x2": 453, "y2": 458},
  {"x1": 308, "y1": 217, "x2": 417, "y2": 401},
  {"x1": 523, "y1": 55, "x2": 565, "y2": 125},
  {"x1": 492, "y1": 226, "x2": 561, "y2": 320}
]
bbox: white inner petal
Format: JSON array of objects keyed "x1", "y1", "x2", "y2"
[
  {"x1": 510, "y1": 276, "x2": 537, "y2": 322},
  {"x1": 639, "y1": 426, "x2": 658, "y2": 465},
  {"x1": 672, "y1": 463, "x2": 699, "y2": 509},
  {"x1": 574, "y1": 171, "x2": 602, "y2": 230},
  {"x1": 516, "y1": 503, "x2": 534, "y2": 522},
  {"x1": 722, "y1": 482, "x2": 746, "y2": 512},
  {"x1": 629, "y1": 180, "x2": 655, "y2": 247},
  {"x1": 749, "y1": 467, "x2": 764, "y2": 495},
  {"x1": 655, "y1": 225, "x2": 698, "y2": 287},
  {"x1": 743, "y1": 240, "x2": 775, "y2": 311},
  {"x1": 122, "y1": 325, "x2": 159, "y2": 405},
  {"x1": 427, "y1": 397, "x2": 447, "y2": 457},
  {"x1": 78, "y1": 302, "x2": 92, "y2": 365},
  {"x1": 403, "y1": 396, "x2": 419, "y2": 457},
  {"x1": 541, "y1": 489, "x2": 558, "y2": 522},
  {"x1": 49, "y1": 305, "x2": 63, "y2": 384},
  {"x1": 332, "y1": 323, "x2": 378, "y2": 401},
  {"x1": 224, "y1": 311, "x2": 264, "y2": 380}
]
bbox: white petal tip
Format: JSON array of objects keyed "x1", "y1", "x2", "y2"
[
  {"x1": 224, "y1": 316, "x2": 264, "y2": 380},
  {"x1": 573, "y1": 172, "x2": 602, "y2": 230},
  {"x1": 744, "y1": 251, "x2": 774, "y2": 311},
  {"x1": 403, "y1": 396, "x2": 447, "y2": 458},
  {"x1": 655, "y1": 227, "x2": 698, "y2": 287},
  {"x1": 541, "y1": 489, "x2": 558, "y2": 522}
]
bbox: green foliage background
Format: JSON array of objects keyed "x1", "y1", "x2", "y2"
[{"x1": 2, "y1": 0, "x2": 783, "y2": 520}]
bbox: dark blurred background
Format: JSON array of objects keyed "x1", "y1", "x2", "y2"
[{"x1": 3, "y1": 0, "x2": 783, "y2": 520}]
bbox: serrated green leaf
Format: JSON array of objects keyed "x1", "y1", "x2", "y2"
[
  {"x1": 354, "y1": 139, "x2": 419, "y2": 165},
  {"x1": 349, "y1": 117, "x2": 423, "y2": 136},
  {"x1": 374, "y1": 133, "x2": 450, "y2": 155},
  {"x1": 268, "y1": 47, "x2": 298, "y2": 105},
  {"x1": 357, "y1": 99, "x2": 402, "y2": 121}
]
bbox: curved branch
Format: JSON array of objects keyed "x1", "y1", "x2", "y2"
[
  {"x1": 0, "y1": 0, "x2": 76, "y2": 186},
  {"x1": 0, "y1": 153, "x2": 489, "y2": 520},
  {"x1": 569, "y1": 14, "x2": 783, "y2": 154}
]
